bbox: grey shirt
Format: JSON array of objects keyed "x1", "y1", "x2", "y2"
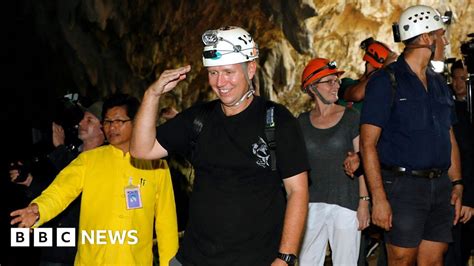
[{"x1": 298, "y1": 107, "x2": 360, "y2": 211}]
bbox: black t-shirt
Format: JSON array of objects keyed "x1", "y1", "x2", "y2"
[{"x1": 157, "y1": 96, "x2": 309, "y2": 265}]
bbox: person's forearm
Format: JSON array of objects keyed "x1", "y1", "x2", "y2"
[
  {"x1": 344, "y1": 79, "x2": 369, "y2": 102},
  {"x1": 32, "y1": 186, "x2": 77, "y2": 227},
  {"x1": 155, "y1": 164, "x2": 179, "y2": 266},
  {"x1": 359, "y1": 174, "x2": 369, "y2": 198},
  {"x1": 448, "y1": 128, "x2": 462, "y2": 181},
  {"x1": 361, "y1": 149, "x2": 385, "y2": 202},
  {"x1": 130, "y1": 89, "x2": 161, "y2": 159},
  {"x1": 360, "y1": 135, "x2": 386, "y2": 203},
  {"x1": 279, "y1": 178, "x2": 308, "y2": 255}
]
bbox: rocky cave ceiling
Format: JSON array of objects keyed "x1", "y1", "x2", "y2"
[{"x1": 25, "y1": 0, "x2": 474, "y2": 115}]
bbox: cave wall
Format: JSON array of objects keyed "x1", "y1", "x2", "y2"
[{"x1": 29, "y1": 0, "x2": 474, "y2": 115}]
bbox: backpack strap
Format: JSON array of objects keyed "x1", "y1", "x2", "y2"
[
  {"x1": 189, "y1": 100, "x2": 217, "y2": 162},
  {"x1": 265, "y1": 101, "x2": 277, "y2": 171},
  {"x1": 385, "y1": 64, "x2": 398, "y2": 108},
  {"x1": 190, "y1": 99, "x2": 277, "y2": 171}
]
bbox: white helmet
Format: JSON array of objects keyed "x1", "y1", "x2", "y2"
[
  {"x1": 202, "y1": 26, "x2": 259, "y2": 67},
  {"x1": 398, "y1": 5, "x2": 445, "y2": 41}
]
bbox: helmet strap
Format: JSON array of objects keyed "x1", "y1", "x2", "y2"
[
  {"x1": 404, "y1": 44, "x2": 433, "y2": 52},
  {"x1": 232, "y1": 88, "x2": 255, "y2": 107},
  {"x1": 311, "y1": 86, "x2": 332, "y2": 105}
]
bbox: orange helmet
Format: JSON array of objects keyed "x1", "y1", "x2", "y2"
[
  {"x1": 301, "y1": 58, "x2": 345, "y2": 90},
  {"x1": 360, "y1": 38, "x2": 393, "y2": 68}
]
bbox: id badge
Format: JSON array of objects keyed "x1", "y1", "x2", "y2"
[{"x1": 125, "y1": 178, "x2": 143, "y2": 209}]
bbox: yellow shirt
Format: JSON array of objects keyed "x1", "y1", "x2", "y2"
[{"x1": 32, "y1": 145, "x2": 178, "y2": 265}]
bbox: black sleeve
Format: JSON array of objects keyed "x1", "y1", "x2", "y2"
[
  {"x1": 156, "y1": 103, "x2": 209, "y2": 158},
  {"x1": 274, "y1": 104, "x2": 310, "y2": 179}
]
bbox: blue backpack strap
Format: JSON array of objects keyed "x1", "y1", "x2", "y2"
[{"x1": 265, "y1": 101, "x2": 277, "y2": 171}]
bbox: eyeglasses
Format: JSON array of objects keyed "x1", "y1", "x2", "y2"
[
  {"x1": 315, "y1": 78, "x2": 341, "y2": 86},
  {"x1": 103, "y1": 119, "x2": 131, "y2": 127},
  {"x1": 302, "y1": 61, "x2": 338, "y2": 86}
]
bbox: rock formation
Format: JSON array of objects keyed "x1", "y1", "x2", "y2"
[{"x1": 26, "y1": 0, "x2": 474, "y2": 115}]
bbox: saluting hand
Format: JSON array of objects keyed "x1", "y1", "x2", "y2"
[{"x1": 148, "y1": 65, "x2": 191, "y2": 97}]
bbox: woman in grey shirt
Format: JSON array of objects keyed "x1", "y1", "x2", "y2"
[{"x1": 298, "y1": 58, "x2": 370, "y2": 266}]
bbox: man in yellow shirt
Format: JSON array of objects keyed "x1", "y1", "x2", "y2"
[{"x1": 11, "y1": 93, "x2": 178, "y2": 265}]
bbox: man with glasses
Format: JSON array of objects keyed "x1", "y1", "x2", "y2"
[
  {"x1": 131, "y1": 26, "x2": 309, "y2": 266},
  {"x1": 11, "y1": 93, "x2": 179, "y2": 266},
  {"x1": 360, "y1": 5, "x2": 463, "y2": 265},
  {"x1": 297, "y1": 58, "x2": 370, "y2": 265}
]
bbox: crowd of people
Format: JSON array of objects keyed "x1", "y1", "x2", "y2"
[{"x1": 3, "y1": 3, "x2": 473, "y2": 266}]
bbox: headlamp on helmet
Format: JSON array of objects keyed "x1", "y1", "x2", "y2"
[
  {"x1": 202, "y1": 30, "x2": 219, "y2": 46},
  {"x1": 202, "y1": 26, "x2": 259, "y2": 67},
  {"x1": 302, "y1": 61, "x2": 337, "y2": 86},
  {"x1": 301, "y1": 58, "x2": 345, "y2": 91}
]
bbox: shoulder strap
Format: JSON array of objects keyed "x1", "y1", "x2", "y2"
[
  {"x1": 190, "y1": 101, "x2": 217, "y2": 162},
  {"x1": 190, "y1": 100, "x2": 277, "y2": 171},
  {"x1": 385, "y1": 64, "x2": 398, "y2": 108},
  {"x1": 265, "y1": 101, "x2": 277, "y2": 171}
]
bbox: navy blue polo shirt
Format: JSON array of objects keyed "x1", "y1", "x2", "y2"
[{"x1": 360, "y1": 55, "x2": 455, "y2": 170}]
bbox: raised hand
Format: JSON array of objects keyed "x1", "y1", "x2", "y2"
[
  {"x1": 52, "y1": 122, "x2": 65, "y2": 147},
  {"x1": 148, "y1": 65, "x2": 191, "y2": 97}
]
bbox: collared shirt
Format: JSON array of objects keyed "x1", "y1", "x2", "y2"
[
  {"x1": 32, "y1": 145, "x2": 178, "y2": 265},
  {"x1": 361, "y1": 55, "x2": 455, "y2": 170}
]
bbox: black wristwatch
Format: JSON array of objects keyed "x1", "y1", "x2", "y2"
[
  {"x1": 452, "y1": 179, "x2": 464, "y2": 187},
  {"x1": 277, "y1": 252, "x2": 297, "y2": 265}
]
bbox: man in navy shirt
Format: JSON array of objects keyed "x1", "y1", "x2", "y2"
[{"x1": 360, "y1": 5, "x2": 463, "y2": 265}]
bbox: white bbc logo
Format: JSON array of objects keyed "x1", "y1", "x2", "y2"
[
  {"x1": 57, "y1": 228, "x2": 76, "y2": 247},
  {"x1": 11, "y1": 228, "x2": 75, "y2": 247},
  {"x1": 11, "y1": 228, "x2": 29, "y2": 247}
]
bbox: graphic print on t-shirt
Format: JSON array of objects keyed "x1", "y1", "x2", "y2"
[{"x1": 252, "y1": 137, "x2": 270, "y2": 168}]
